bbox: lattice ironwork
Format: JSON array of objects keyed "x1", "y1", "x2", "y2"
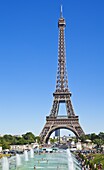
[{"x1": 40, "y1": 6, "x2": 85, "y2": 144}]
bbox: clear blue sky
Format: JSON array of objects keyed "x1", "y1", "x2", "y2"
[{"x1": 0, "y1": 0, "x2": 104, "y2": 136}]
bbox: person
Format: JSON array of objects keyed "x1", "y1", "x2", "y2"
[{"x1": 34, "y1": 165, "x2": 36, "y2": 169}]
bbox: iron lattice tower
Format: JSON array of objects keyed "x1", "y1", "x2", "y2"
[{"x1": 40, "y1": 7, "x2": 85, "y2": 144}]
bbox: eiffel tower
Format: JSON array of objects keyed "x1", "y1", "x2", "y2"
[{"x1": 40, "y1": 6, "x2": 85, "y2": 144}]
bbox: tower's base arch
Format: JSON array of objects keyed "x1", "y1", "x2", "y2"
[{"x1": 40, "y1": 116, "x2": 84, "y2": 144}]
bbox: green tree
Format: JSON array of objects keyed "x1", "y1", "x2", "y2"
[
  {"x1": 22, "y1": 132, "x2": 35, "y2": 143},
  {"x1": 3, "y1": 135, "x2": 13, "y2": 141},
  {"x1": 11, "y1": 136, "x2": 19, "y2": 145},
  {"x1": 93, "y1": 139, "x2": 104, "y2": 148},
  {"x1": 2, "y1": 142, "x2": 10, "y2": 150},
  {"x1": 98, "y1": 132, "x2": 104, "y2": 140},
  {"x1": 16, "y1": 138, "x2": 27, "y2": 145},
  {"x1": 90, "y1": 133, "x2": 99, "y2": 141},
  {"x1": 79, "y1": 135, "x2": 87, "y2": 142}
]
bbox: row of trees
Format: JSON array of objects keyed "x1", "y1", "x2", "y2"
[
  {"x1": 79, "y1": 132, "x2": 104, "y2": 148},
  {"x1": 0, "y1": 131, "x2": 104, "y2": 150},
  {"x1": 0, "y1": 132, "x2": 40, "y2": 149}
]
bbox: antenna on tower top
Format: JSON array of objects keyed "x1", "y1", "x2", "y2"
[{"x1": 60, "y1": 5, "x2": 63, "y2": 18}]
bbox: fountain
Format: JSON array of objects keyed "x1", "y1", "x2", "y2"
[
  {"x1": 2, "y1": 157, "x2": 9, "y2": 170},
  {"x1": 72, "y1": 155, "x2": 81, "y2": 170},
  {"x1": 24, "y1": 150, "x2": 29, "y2": 161},
  {"x1": 0, "y1": 149, "x2": 81, "y2": 170},
  {"x1": 16, "y1": 154, "x2": 21, "y2": 167},
  {"x1": 30, "y1": 148, "x2": 34, "y2": 158},
  {"x1": 67, "y1": 149, "x2": 74, "y2": 170}
]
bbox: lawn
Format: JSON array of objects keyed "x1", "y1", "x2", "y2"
[{"x1": 90, "y1": 153, "x2": 104, "y2": 169}]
